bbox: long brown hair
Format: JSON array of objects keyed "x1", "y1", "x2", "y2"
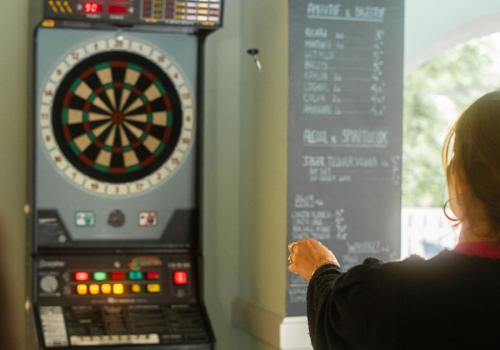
[{"x1": 443, "y1": 91, "x2": 500, "y2": 239}]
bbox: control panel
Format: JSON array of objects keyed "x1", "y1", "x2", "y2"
[
  {"x1": 44, "y1": 0, "x2": 223, "y2": 29},
  {"x1": 35, "y1": 253, "x2": 212, "y2": 348}
]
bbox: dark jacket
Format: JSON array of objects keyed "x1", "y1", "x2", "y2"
[{"x1": 307, "y1": 250, "x2": 500, "y2": 349}]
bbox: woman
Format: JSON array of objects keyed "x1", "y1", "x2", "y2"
[{"x1": 288, "y1": 91, "x2": 500, "y2": 349}]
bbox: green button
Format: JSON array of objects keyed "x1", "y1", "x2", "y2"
[
  {"x1": 129, "y1": 271, "x2": 143, "y2": 280},
  {"x1": 93, "y1": 272, "x2": 107, "y2": 281}
]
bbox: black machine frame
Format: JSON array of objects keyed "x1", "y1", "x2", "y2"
[{"x1": 27, "y1": 2, "x2": 224, "y2": 347}]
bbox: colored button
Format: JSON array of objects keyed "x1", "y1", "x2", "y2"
[
  {"x1": 139, "y1": 211, "x2": 158, "y2": 227},
  {"x1": 131, "y1": 284, "x2": 142, "y2": 294},
  {"x1": 101, "y1": 284, "x2": 112, "y2": 295},
  {"x1": 75, "y1": 211, "x2": 95, "y2": 227},
  {"x1": 147, "y1": 284, "x2": 161, "y2": 293},
  {"x1": 129, "y1": 271, "x2": 143, "y2": 280},
  {"x1": 89, "y1": 284, "x2": 100, "y2": 295},
  {"x1": 111, "y1": 272, "x2": 126, "y2": 280},
  {"x1": 113, "y1": 284, "x2": 124, "y2": 295},
  {"x1": 74, "y1": 272, "x2": 89, "y2": 282},
  {"x1": 93, "y1": 272, "x2": 107, "y2": 281},
  {"x1": 146, "y1": 271, "x2": 160, "y2": 280},
  {"x1": 76, "y1": 284, "x2": 88, "y2": 295},
  {"x1": 173, "y1": 271, "x2": 188, "y2": 285}
]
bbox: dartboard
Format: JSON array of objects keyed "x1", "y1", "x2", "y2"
[{"x1": 39, "y1": 37, "x2": 195, "y2": 196}]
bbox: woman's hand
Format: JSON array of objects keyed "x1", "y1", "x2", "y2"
[{"x1": 288, "y1": 238, "x2": 339, "y2": 281}]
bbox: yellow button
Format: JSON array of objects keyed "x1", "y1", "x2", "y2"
[
  {"x1": 101, "y1": 284, "x2": 112, "y2": 295},
  {"x1": 147, "y1": 284, "x2": 161, "y2": 293},
  {"x1": 89, "y1": 284, "x2": 100, "y2": 295},
  {"x1": 41, "y1": 19, "x2": 56, "y2": 27},
  {"x1": 76, "y1": 284, "x2": 88, "y2": 295},
  {"x1": 131, "y1": 284, "x2": 142, "y2": 293},
  {"x1": 113, "y1": 284, "x2": 124, "y2": 295}
]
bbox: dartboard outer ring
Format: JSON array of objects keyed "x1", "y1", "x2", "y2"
[{"x1": 39, "y1": 36, "x2": 195, "y2": 197}]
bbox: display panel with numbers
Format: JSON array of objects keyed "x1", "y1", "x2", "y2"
[{"x1": 43, "y1": 0, "x2": 224, "y2": 30}]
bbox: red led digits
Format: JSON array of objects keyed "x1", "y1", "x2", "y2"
[
  {"x1": 84, "y1": 2, "x2": 103, "y2": 14},
  {"x1": 173, "y1": 271, "x2": 188, "y2": 285}
]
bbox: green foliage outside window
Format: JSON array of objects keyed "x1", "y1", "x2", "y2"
[{"x1": 403, "y1": 33, "x2": 500, "y2": 207}]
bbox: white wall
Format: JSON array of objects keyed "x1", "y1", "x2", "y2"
[{"x1": 405, "y1": 0, "x2": 500, "y2": 71}]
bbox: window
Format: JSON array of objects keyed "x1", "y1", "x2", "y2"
[{"x1": 402, "y1": 33, "x2": 500, "y2": 258}]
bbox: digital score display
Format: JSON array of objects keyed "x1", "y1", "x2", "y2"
[
  {"x1": 83, "y1": 2, "x2": 103, "y2": 13},
  {"x1": 44, "y1": 0, "x2": 224, "y2": 30}
]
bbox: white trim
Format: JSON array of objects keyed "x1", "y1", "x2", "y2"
[{"x1": 280, "y1": 317, "x2": 312, "y2": 350}]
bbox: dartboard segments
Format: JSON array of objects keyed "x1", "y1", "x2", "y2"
[{"x1": 40, "y1": 42, "x2": 195, "y2": 196}]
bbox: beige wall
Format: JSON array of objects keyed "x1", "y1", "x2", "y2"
[
  {"x1": 0, "y1": 0, "x2": 30, "y2": 349},
  {"x1": 203, "y1": 0, "x2": 251, "y2": 348},
  {"x1": 238, "y1": 0, "x2": 288, "y2": 317}
]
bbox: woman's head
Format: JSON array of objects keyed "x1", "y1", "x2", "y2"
[{"x1": 443, "y1": 91, "x2": 500, "y2": 240}]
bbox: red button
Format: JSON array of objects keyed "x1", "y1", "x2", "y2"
[
  {"x1": 173, "y1": 271, "x2": 188, "y2": 285},
  {"x1": 111, "y1": 272, "x2": 126, "y2": 280},
  {"x1": 146, "y1": 271, "x2": 160, "y2": 280},
  {"x1": 74, "y1": 272, "x2": 89, "y2": 282},
  {"x1": 109, "y1": 5, "x2": 128, "y2": 14}
]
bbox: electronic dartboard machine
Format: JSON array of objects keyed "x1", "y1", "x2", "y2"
[{"x1": 29, "y1": 1, "x2": 223, "y2": 349}]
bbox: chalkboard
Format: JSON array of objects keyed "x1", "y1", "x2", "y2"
[{"x1": 287, "y1": 0, "x2": 404, "y2": 316}]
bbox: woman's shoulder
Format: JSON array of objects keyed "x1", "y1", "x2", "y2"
[
  {"x1": 358, "y1": 248, "x2": 500, "y2": 271},
  {"x1": 315, "y1": 249, "x2": 500, "y2": 294},
  {"x1": 396, "y1": 249, "x2": 500, "y2": 274},
  {"x1": 352, "y1": 249, "x2": 500, "y2": 295},
  {"x1": 333, "y1": 250, "x2": 478, "y2": 289}
]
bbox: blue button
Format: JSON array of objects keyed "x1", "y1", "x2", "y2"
[{"x1": 129, "y1": 271, "x2": 143, "y2": 280}]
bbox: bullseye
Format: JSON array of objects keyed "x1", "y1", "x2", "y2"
[{"x1": 111, "y1": 111, "x2": 124, "y2": 124}]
